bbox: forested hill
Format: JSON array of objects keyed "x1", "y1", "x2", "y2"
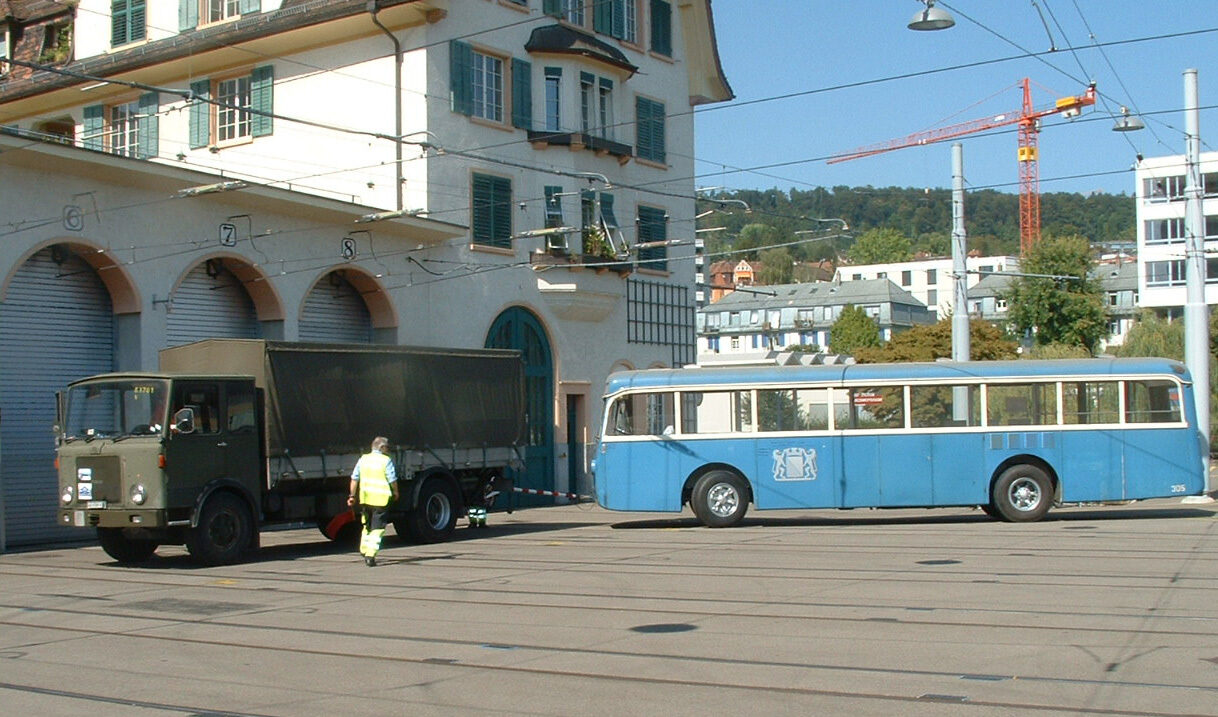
[{"x1": 697, "y1": 186, "x2": 1134, "y2": 258}]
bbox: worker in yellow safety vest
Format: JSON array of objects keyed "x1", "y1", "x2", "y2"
[{"x1": 347, "y1": 436, "x2": 400, "y2": 567}]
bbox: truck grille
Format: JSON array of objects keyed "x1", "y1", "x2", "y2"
[{"x1": 74, "y1": 455, "x2": 123, "y2": 503}]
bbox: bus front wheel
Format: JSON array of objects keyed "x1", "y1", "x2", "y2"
[
  {"x1": 991, "y1": 465, "x2": 1053, "y2": 522},
  {"x1": 691, "y1": 471, "x2": 749, "y2": 528}
]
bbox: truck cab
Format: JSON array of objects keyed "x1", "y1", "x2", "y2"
[{"x1": 57, "y1": 373, "x2": 262, "y2": 564}]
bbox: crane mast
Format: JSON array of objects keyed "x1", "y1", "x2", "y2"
[{"x1": 828, "y1": 79, "x2": 1096, "y2": 254}]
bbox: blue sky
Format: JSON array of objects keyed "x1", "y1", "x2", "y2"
[{"x1": 695, "y1": 1, "x2": 1218, "y2": 197}]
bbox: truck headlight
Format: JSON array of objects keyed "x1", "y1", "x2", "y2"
[
  {"x1": 130, "y1": 484, "x2": 147, "y2": 505},
  {"x1": 61, "y1": 485, "x2": 74, "y2": 505}
]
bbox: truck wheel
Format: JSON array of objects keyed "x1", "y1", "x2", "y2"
[
  {"x1": 186, "y1": 492, "x2": 254, "y2": 565},
  {"x1": 991, "y1": 465, "x2": 1053, "y2": 523},
  {"x1": 691, "y1": 470, "x2": 749, "y2": 528},
  {"x1": 405, "y1": 477, "x2": 459, "y2": 543},
  {"x1": 97, "y1": 528, "x2": 158, "y2": 563}
]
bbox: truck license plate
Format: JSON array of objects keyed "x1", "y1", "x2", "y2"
[{"x1": 86, "y1": 500, "x2": 106, "y2": 509}]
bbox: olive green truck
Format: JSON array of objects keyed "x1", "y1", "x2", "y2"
[{"x1": 55, "y1": 340, "x2": 525, "y2": 565}]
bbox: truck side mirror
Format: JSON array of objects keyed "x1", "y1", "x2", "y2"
[{"x1": 173, "y1": 407, "x2": 196, "y2": 435}]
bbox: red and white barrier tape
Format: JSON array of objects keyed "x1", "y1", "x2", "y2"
[{"x1": 511, "y1": 486, "x2": 587, "y2": 501}]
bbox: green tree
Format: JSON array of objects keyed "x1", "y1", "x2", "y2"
[
  {"x1": 830, "y1": 305, "x2": 881, "y2": 355},
  {"x1": 733, "y1": 223, "x2": 784, "y2": 259},
  {"x1": 758, "y1": 247, "x2": 794, "y2": 285},
  {"x1": 1115, "y1": 310, "x2": 1184, "y2": 359},
  {"x1": 1002, "y1": 235, "x2": 1107, "y2": 353},
  {"x1": 847, "y1": 227, "x2": 912, "y2": 264},
  {"x1": 853, "y1": 318, "x2": 1017, "y2": 363}
]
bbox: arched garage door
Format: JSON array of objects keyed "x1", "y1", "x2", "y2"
[
  {"x1": 166, "y1": 259, "x2": 261, "y2": 346},
  {"x1": 0, "y1": 246, "x2": 115, "y2": 547},
  {"x1": 299, "y1": 271, "x2": 372, "y2": 343}
]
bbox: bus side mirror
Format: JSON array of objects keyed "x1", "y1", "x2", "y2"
[{"x1": 173, "y1": 408, "x2": 196, "y2": 435}]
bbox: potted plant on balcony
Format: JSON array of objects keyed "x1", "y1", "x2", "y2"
[{"x1": 580, "y1": 225, "x2": 633, "y2": 276}]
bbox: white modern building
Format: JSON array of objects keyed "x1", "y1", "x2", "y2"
[
  {"x1": 834, "y1": 255, "x2": 1019, "y2": 320},
  {"x1": 0, "y1": 0, "x2": 732, "y2": 548},
  {"x1": 1136, "y1": 151, "x2": 1218, "y2": 313}
]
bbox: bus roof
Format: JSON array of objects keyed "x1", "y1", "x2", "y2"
[{"x1": 604, "y1": 357, "x2": 1189, "y2": 396}]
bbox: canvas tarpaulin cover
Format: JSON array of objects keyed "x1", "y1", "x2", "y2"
[{"x1": 263, "y1": 342, "x2": 524, "y2": 457}]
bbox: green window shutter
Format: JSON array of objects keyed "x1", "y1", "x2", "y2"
[
  {"x1": 130, "y1": 0, "x2": 146, "y2": 42},
  {"x1": 636, "y1": 97, "x2": 665, "y2": 163},
  {"x1": 594, "y1": 0, "x2": 611, "y2": 34},
  {"x1": 250, "y1": 65, "x2": 274, "y2": 137},
  {"x1": 600, "y1": 192, "x2": 618, "y2": 228},
  {"x1": 610, "y1": 0, "x2": 625, "y2": 39},
  {"x1": 188, "y1": 79, "x2": 210, "y2": 148},
  {"x1": 179, "y1": 0, "x2": 198, "y2": 31},
  {"x1": 634, "y1": 98, "x2": 649, "y2": 159},
  {"x1": 83, "y1": 104, "x2": 105, "y2": 151},
  {"x1": 511, "y1": 58, "x2": 532, "y2": 130},
  {"x1": 472, "y1": 174, "x2": 512, "y2": 248},
  {"x1": 111, "y1": 1, "x2": 129, "y2": 46},
  {"x1": 543, "y1": 0, "x2": 561, "y2": 17},
  {"x1": 137, "y1": 91, "x2": 158, "y2": 159},
  {"x1": 491, "y1": 175, "x2": 512, "y2": 247},
  {"x1": 650, "y1": 0, "x2": 671, "y2": 56},
  {"x1": 450, "y1": 40, "x2": 473, "y2": 116},
  {"x1": 239, "y1": 0, "x2": 261, "y2": 14},
  {"x1": 638, "y1": 205, "x2": 667, "y2": 270}
]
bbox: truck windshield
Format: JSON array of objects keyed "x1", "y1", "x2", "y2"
[{"x1": 64, "y1": 380, "x2": 169, "y2": 441}]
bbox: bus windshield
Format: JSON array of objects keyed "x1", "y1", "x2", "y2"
[{"x1": 64, "y1": 380, "x2": 169, "y2": 441}]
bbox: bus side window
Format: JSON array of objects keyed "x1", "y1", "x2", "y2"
[
  {"x1": 680, "y1": 391, "x2": 752, "y2": 434},
  {"x1": 1063, "y1": 381, "x2": 1119, "y2": 425},
  {"x1": 988, "y1": 383, "x2": 1056, "y2": 426},
  {"x1": 844, "y1": 386, "x2": 904, "y2": 430},
  {"x1": 910, "y1": 385, "x2": 980, "y2": 428},
  {"x1": 1126, "y1": 380, "x2": 1182, "y2": 423}
]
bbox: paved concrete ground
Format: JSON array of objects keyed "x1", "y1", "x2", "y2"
[{"x1": 2, "y1": 500, "x2": 1217, "y2": 716}]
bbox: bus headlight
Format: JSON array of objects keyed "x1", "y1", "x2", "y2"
[
  {"x1": 130, "y1": 484, "x2": 147, "y2": 505},
  {"x1": 61, "y1": 485, "x2": 74, "y2": 505}
]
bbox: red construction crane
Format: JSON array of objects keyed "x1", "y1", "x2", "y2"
[{"x1": 827, "y1": 79, "x2": 1096, "y2": 254}]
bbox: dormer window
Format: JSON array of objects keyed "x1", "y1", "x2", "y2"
[
  {"x1": 111, "y1": 1, "x2": 147, "y2": 47},
  {"x1": 180, "y1": 0, "x2": 261, "y2": 32}
]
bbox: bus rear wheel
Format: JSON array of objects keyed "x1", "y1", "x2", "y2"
[
  {"x1": 991, "y1": 465, "x2": 1053, "y2": 522},
  {"x1": 691, "y1": 471, "x2": 749, "y2": 528}
]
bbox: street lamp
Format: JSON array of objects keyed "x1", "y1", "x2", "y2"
[
  {"x1": 908, "y1": 0, "x2": 955, "y2": 31},
  {"x1": 1112, "y1": 106, "x2": 1146, "y2": 133}
]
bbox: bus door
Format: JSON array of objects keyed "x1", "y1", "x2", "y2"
[
  {"x1": 751, "y1": 387, "x2": 837, "y2": 509},
  {"x1": 838, "y1": 386, "x2": 933, "y2": 507},
  {"x1": 603, "y1": 391, "x2": 678, "y2": 511}
]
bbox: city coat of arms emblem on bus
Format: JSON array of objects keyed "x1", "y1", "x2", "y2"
[{"x1": 772, "y1": 447, "x2": 817, "y2": 481}]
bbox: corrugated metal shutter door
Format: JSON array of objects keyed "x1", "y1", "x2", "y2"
[
  {"x1": 166, "y1": 262, "x2": 261, "y2": 346},
  {"x1": 0, "y1": 248, "x2": 114, "y2": 547},
  {"x1": 299, "y1": 274, "x2": 372, "y2": 343}
]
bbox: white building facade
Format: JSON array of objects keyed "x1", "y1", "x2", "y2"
[
  {"x1": 1135, "y1": 151, "x2": 1218, "y2": 312},
  {"x1": 834, "y1": 255, "x2": 1019, "y2": 320},
  {"x1": 0, "y1": 0, "x2": 732, "y2": 548}
]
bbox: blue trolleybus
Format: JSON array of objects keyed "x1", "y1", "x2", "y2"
[{"x1": 591, "y1": 358, "x2": 1207, "y2": 525}]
